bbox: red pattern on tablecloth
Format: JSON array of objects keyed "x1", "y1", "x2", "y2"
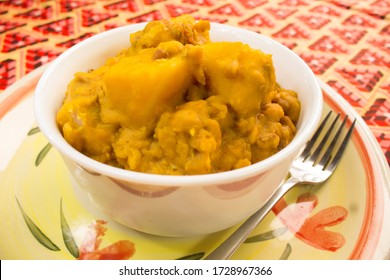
[{"x1": 0, "y1": 0, "x2": 389, "y2": 165}]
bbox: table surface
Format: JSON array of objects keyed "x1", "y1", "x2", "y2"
[{"x1": 0, "y1": 0, "x2": 389, "y2": 166}]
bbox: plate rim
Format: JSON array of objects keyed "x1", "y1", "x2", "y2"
[
  {"x1": 318, "y1": 79, "x2": 390, "y2": 260},
  {"x1": 0, "y1": 65, "x2": 389, "y2": 260}
]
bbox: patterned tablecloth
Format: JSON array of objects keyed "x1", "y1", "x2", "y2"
[{"x1": 0, "y1": 0, "x2": 389, "y2": 165}]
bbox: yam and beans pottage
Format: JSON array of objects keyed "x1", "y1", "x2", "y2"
[{"x1": 56, "y1": 15, "x2": 301, "y2": 175}]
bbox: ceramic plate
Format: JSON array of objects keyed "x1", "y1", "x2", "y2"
[{"x1": 0, "y1": 65, "x2": 389, "y2": 260}]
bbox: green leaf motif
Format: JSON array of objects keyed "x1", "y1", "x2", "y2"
[
  {"x1": 35, "y1": 143, "x2": 52, "y2": 166},
  {"x1": 16, "y1": 197, "x2": 60, "y2": 251},
  {"x1": 27, "y1": 127, "x2": 40, "y2": 136},
  {"x1": 244, "y1": 227, "x2": 288, "y2": 243},
  {"x1": 60, "y1": 199, "x2": 80, "y2": 258},
  {"x1": 279, "y1": 243, "x2": 292, "y2": 260},
  {"x1": 176, "y1": 252, "x2": 205, "y2": 260}
]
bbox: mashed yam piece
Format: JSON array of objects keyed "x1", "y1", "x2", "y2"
[{"x1": 56, "y1": 15, "x2": 301, "y2": 175}]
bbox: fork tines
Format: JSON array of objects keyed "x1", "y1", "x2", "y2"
[{"x1": 299, "y1": 111, "x2": 356, "y2": 171}]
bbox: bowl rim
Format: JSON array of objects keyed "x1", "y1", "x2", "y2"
[{"x1": 34, "y1": 22, "x2": 323, "y2": 187}]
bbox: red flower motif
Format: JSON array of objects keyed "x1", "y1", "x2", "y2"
[
  {"x1": 273, "y1": 193, "x2": 348, "y2": 252},
  {"x1": 78, "y1": 220, "x2": 136, "y2": 260}
]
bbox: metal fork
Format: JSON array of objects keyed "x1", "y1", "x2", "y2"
[{"x1": 205, "y1": 111, "x2": 356, "y2": 260}]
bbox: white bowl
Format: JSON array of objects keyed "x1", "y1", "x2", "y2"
[{"x1": 34, "y1": 22, "x2": 323, "y2": 237}]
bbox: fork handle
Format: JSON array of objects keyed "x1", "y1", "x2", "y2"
[{"x1": 204, "y1": 177, "x2": 300, "y2": 260}]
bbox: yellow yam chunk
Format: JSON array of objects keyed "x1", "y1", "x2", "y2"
[
  {"x1": 102, "y1": 52, "x2": 193, "y2": 130},
  {"x1": 202, "y1": 42, "x2": 276, "y2": 116}
]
